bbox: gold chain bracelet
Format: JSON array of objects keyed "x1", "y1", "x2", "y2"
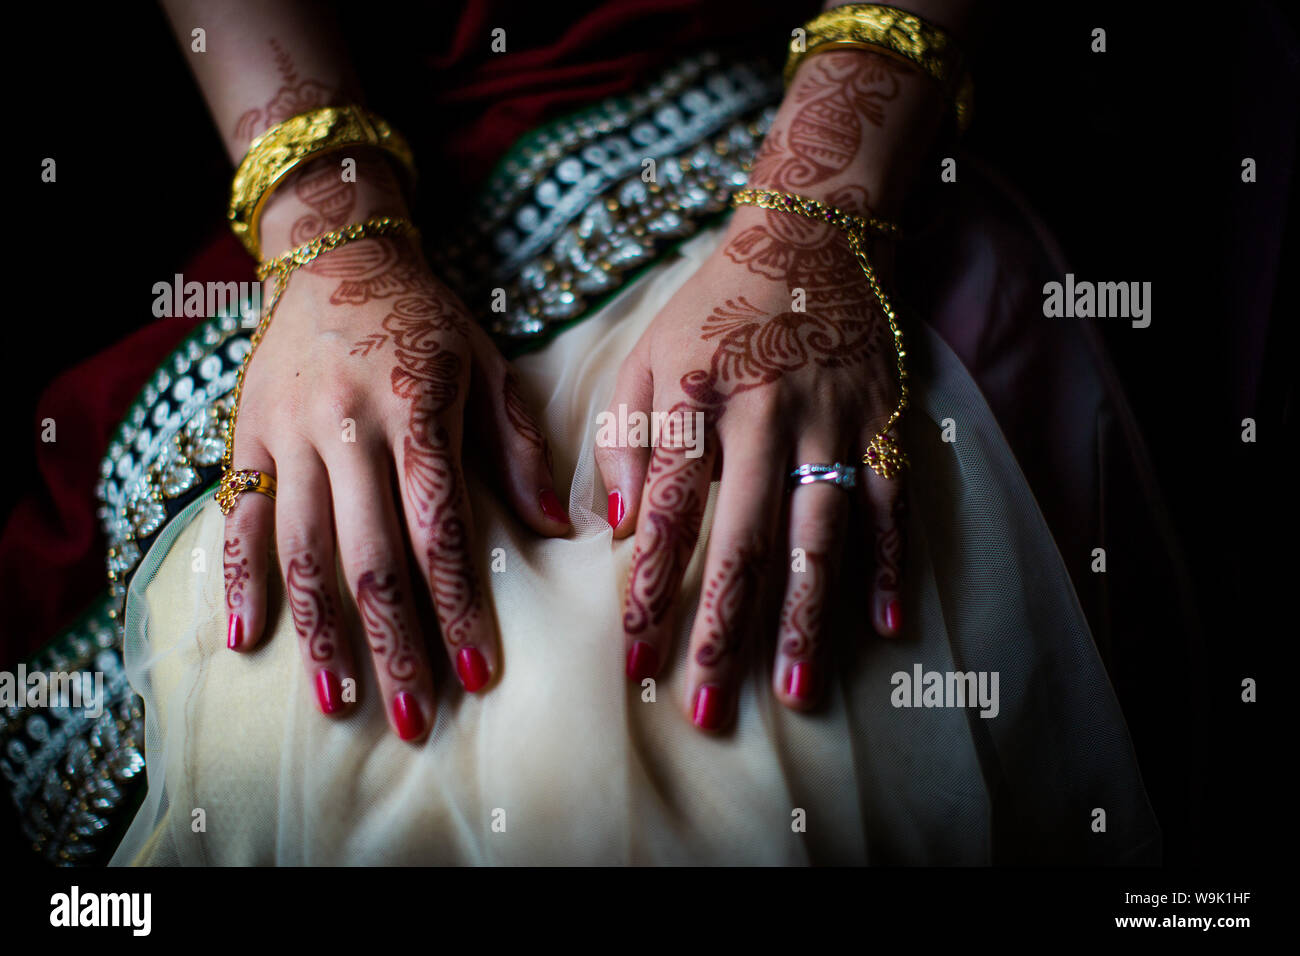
[
  {"x1": 731, "y1": 188, "x2": 909, "y2": 479},
  {"x1": 216, "y1": 215, "x2": 420, "y2": 515}
]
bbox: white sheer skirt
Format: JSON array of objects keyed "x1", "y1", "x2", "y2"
[{"x1": 110, "y1": 224, "x2": 1159, "y2": 865}]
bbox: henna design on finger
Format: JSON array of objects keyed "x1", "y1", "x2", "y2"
[
  {"x1": 356, "y1": 571, "x2": 418, "y2": 681},
  {"x1": 694, "y1": 543, "x2": 768, "y2": 667},
  {"x1": 427, "y1": 514, "x2": 482, "y2": 646},
  {"x1": 623, "y1": 404, "x2": 713, "y2": 635},
  {"x1": 780, "y1": 551, "x2": 829, "y2": 659},
  {"x1": 874, "y1": 495, "x2": 905, "y2": 593},
  {"x1": 502, "y1": 370, "x2": 545, "y2": 453},
  {"x1": 224, "y1": 538, "x2": 250, "y2": 609},
  {"x1": 286, "y1": 554, "x2": 338, "y2": 662},
  {"x1": 503, "y1": 368, "x2": 554, "y2": 473}
]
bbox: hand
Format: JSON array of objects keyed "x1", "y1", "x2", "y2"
[
  {"x1": 223, "y1": 162, "x2": 569, "y2": 742},
  {"x1": 597, "y1": 50, "x2": 935, "y2": 731}
]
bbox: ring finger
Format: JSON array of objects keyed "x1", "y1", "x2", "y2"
[{"x1": 773, "y1": 441, "x2": 853, "y2": 710}]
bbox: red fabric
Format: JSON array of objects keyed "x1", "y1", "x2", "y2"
[
  {"x1": 0, "y1": 234, "x2": 251, "y2": 667},
  {"x1": 427, "y1": 0, "x2": 774, "y2": 179},
  {"x1": 409, "y1": 0, "x2": 796, "y2": 199}
]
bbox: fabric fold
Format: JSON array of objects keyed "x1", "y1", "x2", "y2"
[{"x1": 111, "y1": 224, "x2": 1159, "y2": 866}]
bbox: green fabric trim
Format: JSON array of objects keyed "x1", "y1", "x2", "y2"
[
  {"x1": 104, "y1": 305, "x2": 252, "y2": 461},
  {"x1": 501, "y1": 206, "x2": 738, "y2": 361},
  {"x1": 480, "y1": 95, "x2": 635, "y2": 203}
]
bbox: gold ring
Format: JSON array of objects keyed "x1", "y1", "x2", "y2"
[{"x1": 216, "y1": 468, "x2": 277, "y2": 515}]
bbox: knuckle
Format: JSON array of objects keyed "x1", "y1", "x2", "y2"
[
  {"x1": 864, "y1": 475, "x2": 900, "y2": 514},
  {"x1": 277, "y1": 525, "x2": 325, "y2": 563},
  {"x1": 790, "y1": 507, "x2": 845, "y2": 554},
  {"x1": 223, "y1": 507, "x2": 262, "y2": 537},
  {"x1": 348, "y1": 536, "x2": 402, "y2": 576},
  {"x1": 317, "y1": 381, "x2": 368, "y2": 428}
]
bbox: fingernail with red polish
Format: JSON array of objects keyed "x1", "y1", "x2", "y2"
[
  {"x1": 392, "y1": 692, "x2": 424, "y2": 741},
  {"x1": 456, "y1": 647, "x2": 490, "y2": 692},
  {"x1": 539, "y1": 488, "x2": 568, "y2": 523},
  {"x1": 227, "y1": 614, "x2": 243, "y2": 651},
  {"x1": 785, "y1": 661, "x2": 814, "y2": 702},
  {"x1": 316, "y1": 670, "x2": 344, "y2": 715},
  {"x1": 626, "y1": 640, "x2": 658, "y2": 681},
  {"x1": 885, "y1": 599, "x2": 902, "y2": 633},
  {"x1": 693, "y1": 684, "x2": 727, "y2": 731},
  {"x1": 608, "y1": 490, "x2": 625, "y2": 530}
]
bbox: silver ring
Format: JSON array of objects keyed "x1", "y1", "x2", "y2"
[{"x1": 788, "y1": 462, "x2": 858, "y2": 491}]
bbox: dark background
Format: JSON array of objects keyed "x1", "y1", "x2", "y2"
[{"x1": 2, "y1": 0, "x2": 1292, "y2": 867}]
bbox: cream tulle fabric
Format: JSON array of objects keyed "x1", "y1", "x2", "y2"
[{"x1": 111, "y1": 225, "x2": 1159, "y2": 866}]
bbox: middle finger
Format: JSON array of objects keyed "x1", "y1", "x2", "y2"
[{"x1": 328, "y1": 439, "x2": 436, "y2": 742}]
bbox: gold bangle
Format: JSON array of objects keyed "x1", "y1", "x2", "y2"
[
  {"x1": 228, "y1": 105, "x2": 416, "y2": 261},
  {"x1": 731, "y1": 188, "x2": 909, "y2": 478},
  {"x1": 786, "y1": 3, "x2": 973, "y2": 131},
  {"x1": 217, "y1": 215, "x2": 420, "y2": 515}
]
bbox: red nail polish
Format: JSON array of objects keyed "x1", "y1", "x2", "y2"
[
  {"x1": 785, "y1": 661, "x2": 814, "y2": 701},
  {"x1": 392, "y1": 692, "x2": 424, "y2": 741},
  {"x1": 693, "y1": 684, "x2": 727, "y2": 731},
  {"x1": 885, "y1": 599, "x2": 902, "y2": 633},
  {"x1": 608, "y1": 490, "x2": 625, "y2": 529},
  {"x1": 227, "y1": 614, "x2": 243, "y2": 650},
  {"x1": 316, "y1": 670, "x2": 344, "y2": 715},
  {"x1": 539, "y1": 488, "x2": 568, "y2": 523},
  {"x1": 626, "y1": 640, "x2": 658, "y2": 681},
  {"x1": 456, "y1": 646, "x2": 490, "y2": 692}
]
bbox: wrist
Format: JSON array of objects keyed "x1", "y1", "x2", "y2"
[
  {"x1": 257, "y1": 151, "x2": 410, "y2": 257},
  {"x1": 751, "y1": 49, "x2": 945, "y2": 217}
]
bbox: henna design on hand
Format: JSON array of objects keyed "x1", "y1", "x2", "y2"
[
  {"x1": 233, "y1": 40, "x2": 338, "y2": 146},
  {"x1": 350, "y1": 290, "x2": 485, "y2": 645},
  {"x1": 622, "y1": 53, "x2": 906, "y2": 640},
  {"x1": 287, "y1": 154, "x2": 403, "y2": 246},
  {"x1": 286, "y1": 554, "x2": 337, "y2": 662},
  {"x1": 749, "y1": 55, "x2": 905, "y2": 190},
  {"x1": 314, "y1": 238, "x2": 426, "y2": 306},
  {"x1": 356, "y1": 570, "x2": 417, "y2": 681},
  {"x1": 224, "y1": 538, "x2": 249, "y2": 609}
]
